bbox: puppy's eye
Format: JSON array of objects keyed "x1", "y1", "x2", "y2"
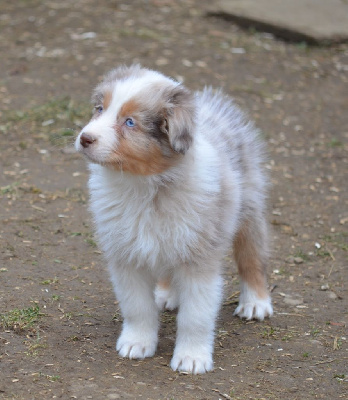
[
  {"x1": 94, "y1": 105, "x2": 103, "y2": 114},
  {"x1": 125, "y1": 118, "x2": 135, "y2": 127}
]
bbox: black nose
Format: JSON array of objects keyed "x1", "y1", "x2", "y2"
[{"x1": 80, "y1": 133, "x2": 96, "y2": 148}]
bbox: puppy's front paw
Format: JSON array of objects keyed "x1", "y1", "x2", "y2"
[
  {"x1": 154, "y1": 284, "x2": 179, "y2": 311},
  {"x1": 171, "y1": 348, "x2": 213, "y2": 374},
  {"x1": 116, "y1": 330, "x2": 157, "y2": 359}
]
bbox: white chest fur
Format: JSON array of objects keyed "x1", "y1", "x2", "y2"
[{"x1": 87, "y1": 136, "x2": 241, "y2": 273}]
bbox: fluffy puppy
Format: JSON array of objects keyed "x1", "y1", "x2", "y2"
[{"x1": 75, "y1": 65, "x2": 273, "y2": 374}]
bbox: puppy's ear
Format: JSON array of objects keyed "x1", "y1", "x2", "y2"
[{"x1": 161, "y1": 85, "x2": 195, "y2": 154}]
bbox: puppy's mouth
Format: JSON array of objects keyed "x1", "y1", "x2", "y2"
[
  {"x1": 75, "y1": 133, "x2": 102, "y2": 163},
  {"x1": 75, "y1": 133, "x2": 122, "y2": 168}
]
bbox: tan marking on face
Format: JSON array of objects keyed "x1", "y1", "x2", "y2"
[
  {"x1": 104, "y1": 97, "x2": 180, "y2": 175},
  {"x1": 119, "y1": 99, "x2": 139, "y2": 117},
  {"x1": 233, "y1": 222, "x2": 268, "y2": 299},
  {"x1": 113, "y1": 135, "x2": 177, "y2": 175},
  {"x1": 103, "y1": 91, "x2": 113, "y2": 110}
]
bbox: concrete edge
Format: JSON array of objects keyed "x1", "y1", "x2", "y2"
[{"x1": 207, "y1": 10, "x2": 347, "y2": 46}]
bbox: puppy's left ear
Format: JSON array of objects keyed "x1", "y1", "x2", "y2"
[{"x1": 162, "y1": 85, "x2": 195, "y2": 154}]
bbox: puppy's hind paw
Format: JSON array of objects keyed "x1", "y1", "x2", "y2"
[
  {"x1": 234, "y1": 296, "x2": 273, "y2": 321},
  {"x1": 154, "y1": 284, "x2": 179, "y2": 311},
  {"x1": 171, "y1": 349, "x2": 213, "y2": 374}
]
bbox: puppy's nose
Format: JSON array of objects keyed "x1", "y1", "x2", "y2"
[{"x1": 80, "y1": 133, "x2": 96, "y2": 148}]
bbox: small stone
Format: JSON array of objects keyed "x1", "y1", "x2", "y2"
[
  {"x1": 195, "y1": 60, "x2": 207, "y2": 68},
  {"x1": 310, "y1": 340, "x2": 323, "y2": 346},
  {"x1": 182, "y1": 59, "x2": 193, "y2": 67},
  {"x1": 42, "y1": 119, "x2": 55, "y2": 126},
  {"x1": 327, "y1": 291, "x2": 338, "y2": 300},
  {"x1": 320, "y1": 283, "x2": 330, "y2": 291},
  {"x1": 70, "y1": 32, "x2": 97, "y2": 40},
  {"x1": 155, "y1": 57, "x2": 169, "y2": 66},
  {"x1": 231, "y1": 47, "x2": 246, "y2": 54},
  {"x1": 281, "y1": 225, "x2": 293, "y2": 234},
  {"x1": 283, "y1": 295, "x2": 304, "y2": 306},
  {"x1": 293, "y1": 257, "x2": 304, "y2": 264}
]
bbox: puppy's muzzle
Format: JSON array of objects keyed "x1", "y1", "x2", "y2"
[{"x1": 80, "y1": 132, "x2": 96, "y2": 148}]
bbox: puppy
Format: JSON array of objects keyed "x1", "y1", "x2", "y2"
[{"x1": 75, "y1": 65, "x2": 273, "y2": 374}]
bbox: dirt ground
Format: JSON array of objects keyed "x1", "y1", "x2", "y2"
[{"x1": 0, "y1": 1, "x2": 347, "y2": 399}]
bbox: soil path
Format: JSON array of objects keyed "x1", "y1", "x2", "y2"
[{"x1": 0, "y1": 1, "x2": 347, "y2": 399}]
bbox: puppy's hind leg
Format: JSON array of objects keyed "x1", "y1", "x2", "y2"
[
  {"x1": 233, "y1": 218, "x2": 273, "y2": 320},
  {"x1": 154, "y1": 277, "x2": 179, "y2": 311}
]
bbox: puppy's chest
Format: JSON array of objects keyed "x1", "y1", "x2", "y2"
[{"x1": 90, "y1": 183, "x2": 200, "y2": 267}]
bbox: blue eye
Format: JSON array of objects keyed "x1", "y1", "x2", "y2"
[
  {"x1": 95, "y1": 105, "x2": 103, "y2": 114},
  {"x1": 125, "y1": 118, "x2": 135, "y2": 127}
]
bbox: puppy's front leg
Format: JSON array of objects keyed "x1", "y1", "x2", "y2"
[
  {"x1": 109, "y1": 266, "x2": 159, "y2": 359},
  {"x1": 171, "y1": 269, "x2": 223, "y2": 374}
]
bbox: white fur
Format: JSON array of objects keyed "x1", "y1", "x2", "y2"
[
  {"x1": 234, "y1": 281, "x2": 273, "y2": 321},
  {"x1": 154, "y1": 284, "x2": 179, "y2": 311},
  {"x1": 75, "y1": 66, "x2": 272, "y2": 374}
]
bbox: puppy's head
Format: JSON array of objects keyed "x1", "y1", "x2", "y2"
[{"x1": 75, "y1": 65, "x2": 195, "y2": 175}]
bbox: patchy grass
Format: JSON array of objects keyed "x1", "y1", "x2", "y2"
[
  {"x1": 25, "y1": 332, "x2": 48, "y2": 356},
  {"x1": 85, "y1": 235, "x2": 98, "y2": 248},
  {"x1": 334, "y1": 374, "x2": 346, "y2": 382},
  {"x1": 46, "y1": 374, "x2": 61, "y2": 382},
  {"x1": 261, "y1": 326, "x2": 279, "y2": 339},
  {"x1": 66, "y1": 188, "x2": 87, "y2": 204},
  {"x1": 161, "y1": 311, "x2": 176, "y2": 324},
  {"x1": 0, "y1": 304, "x2": 44, "y2": 332},
  {"x1": 316, "y1": 248, "x2": 334, "y2": 259},
  {"x1": 40, "y1": 277, "x2": 59, "y2": 285},
  {"x1": 32, "y1": 372, "x2": 61, "y2": 382},
  {"x1": 1, "y1": 97, "x2": 90, "y2": 147},
  {"x1": 1, "y1": 182, "x2": 20, "y2": 195},
  {"x1": 323, "y1": 232, "x2": 348, "y2": 252},
  {"x1": 281, "y1": 332, "x2": 295, "y2": 342},
  {"x1": 328, "y1": 138, "x2": 343, "y2": 148},
  {"x1": 293, "y1": 249, "x2": 310, "y2": 262},
  {"x1": 310, "y1": 326, "x2": 321, "y2": 337},
  {"x1": 3, "y1": 97, "x2": 89, "y2": 125}
]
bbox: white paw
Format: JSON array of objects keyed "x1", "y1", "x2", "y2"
[
  {"x1": 116, "y1": 329, "x2": 157, "y2": 359},
  {"x1": 154, "y1": 285, "x2": 179, "y2": 311},
  {"x1": 234, "y1": 297, "x2": 273, "y2": 320},
  {"x1": 234, "y1": 283, "x2": 273, "y2": 321},
  {"x1": 171, "y1": 348, "x2": 213, "y2": 374}
]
